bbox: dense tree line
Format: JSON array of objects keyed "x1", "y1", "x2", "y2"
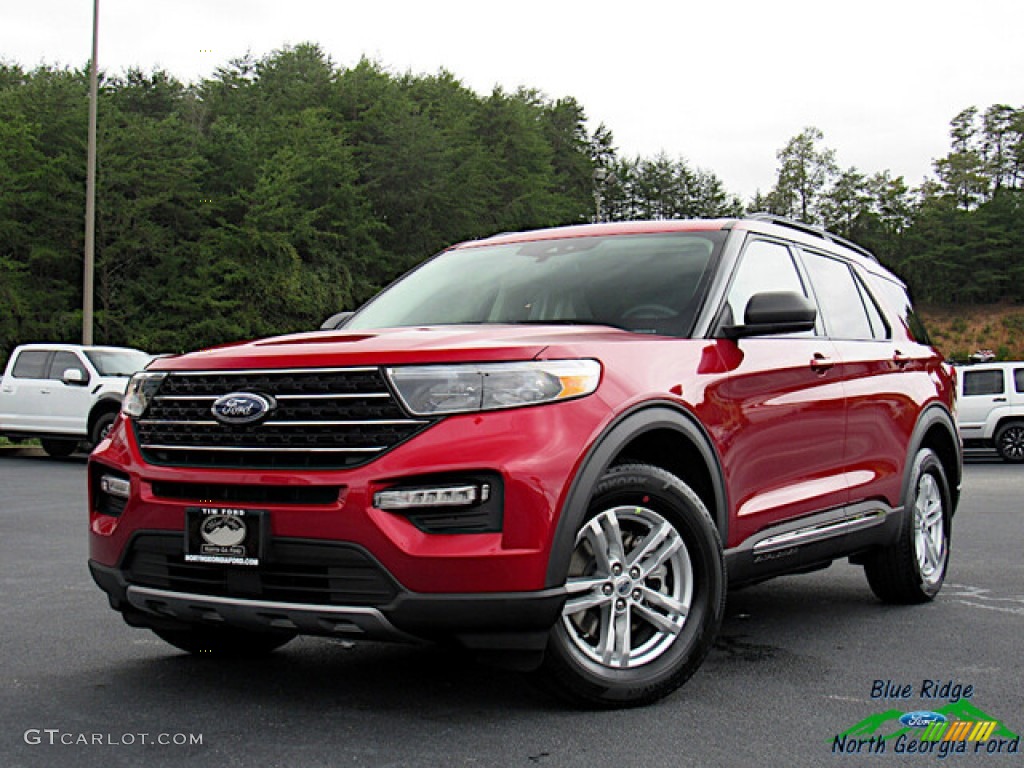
[
  {"x1": 0, "y1": 43, "x2": 1021, "y2": 361},
  {"x1": 0, "y1": 44, "x2": 741, "y2": 359},
  {"x1": 761, "y1": 108, "x2": 1024, "y2": 305}
]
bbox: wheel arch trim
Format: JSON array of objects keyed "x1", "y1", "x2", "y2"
[
  {"x1": 88, "y1": 396, "x2": 123, "y2": 429},
  {"x1": 903, "y1": 402, "x2": 961, "y2": 514},
  {"x1": 545, "y1": 401, "x2": 728, "y2": 589}
]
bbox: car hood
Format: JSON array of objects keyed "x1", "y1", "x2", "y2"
[{"x1": 148, "y1": 325, "x2": 639, "y2": 371}]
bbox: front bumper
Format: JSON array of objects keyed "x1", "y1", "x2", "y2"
[
  {"x1": 89, "y1": 557, "x2": 567, "y2": 652},
  {"x1": 87, "y1": 397, "x2": 610, "y2": 652},
  {"x1": 89, "y1": 398, "x2": 607, "y2": 595}
]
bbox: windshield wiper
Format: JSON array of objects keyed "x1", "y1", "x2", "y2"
[{"x1": 510, "y1": 319, "x2": 631, "y2": 332}]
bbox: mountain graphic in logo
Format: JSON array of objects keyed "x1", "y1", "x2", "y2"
[{"x1": 837, "y1": 701, "x2": 1019, "y2": 742}]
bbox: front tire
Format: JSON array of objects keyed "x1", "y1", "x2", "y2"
[
  {"x1": 89, "y1": 411, "x2": 118, "y2": 449},
  {"x1": 152, "y1": 626, "x2": 295, "y2": 656},
  {"x1": 540, "y1": 463, "x2": 726, "y2": 707},
  {"x1": 864, "y1": 448, "x2": 951, "y2": 603},
  {"x1": 994, "y1": 422, "x2": 1024, "y2": 463}
]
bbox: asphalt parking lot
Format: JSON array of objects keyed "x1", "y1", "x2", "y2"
[{"x1": 1, "y1": 452, "x2": 1021, "y2": 768}]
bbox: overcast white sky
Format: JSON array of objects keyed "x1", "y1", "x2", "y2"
[{"x1": 4, "y1": 0, "x2": 1023, "y2": 201}]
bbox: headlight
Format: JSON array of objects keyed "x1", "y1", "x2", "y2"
[
  {"x1": 385, "y1": 360, "x2": 601, "y2": 416},
  {"x1": 122, "y1": 371, "x2": 167, "y2": 417}
]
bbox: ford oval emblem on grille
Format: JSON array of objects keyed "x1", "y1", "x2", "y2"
[{"x1": 210, "y1": 392, "x2": 274, "y2": 425}]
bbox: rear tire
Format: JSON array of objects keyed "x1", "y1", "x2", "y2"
[
  {"x1": 40, "y1": 438, "x2": 78, "y2": 458},
  {"x1": 864, "y1": 448, "x2": 951, "y2": 603},
  {"x1": 539, "y1": 463, "x2": 725, "y2": 707},
  {"x1": 152, "y1": 626, "x2": 295, "y2": 656},
  {"x1": 994, "y1": 422, "x2": 1024, "y2": 463}
]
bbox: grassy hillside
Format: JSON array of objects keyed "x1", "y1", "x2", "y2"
[{"x1": 919, "y1": 304, "x2": 1024, "y2": 362}]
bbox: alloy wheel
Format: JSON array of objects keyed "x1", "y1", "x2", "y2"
[
  {"x1": 912, "y1": 472, "x2": 946, "y2": 587},
  {"x1": 997, "y1": 426, "x2": 1024, "y2": 461},
  {"x1": 561, "y1": 505, "x2": 693, "y2": 670}
]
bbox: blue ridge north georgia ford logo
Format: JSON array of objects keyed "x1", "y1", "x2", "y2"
[{"x1": 210, "y1": 392, "x2": 274, "y2": 425}]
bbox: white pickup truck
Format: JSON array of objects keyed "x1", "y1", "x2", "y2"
[{"x1": 0, "y1": 343, "x2": 152, "y2": 457}]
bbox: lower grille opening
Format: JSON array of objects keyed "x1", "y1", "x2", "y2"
[
  {"x1": 123, "y1": 533, "x2": 399, "y2": 606},
  {"x1": 139, "y1": 446, "x2": 380, "y2": 470},
  {"x1": 150, "y1": 482, "x2": 342, "y2": 506}
]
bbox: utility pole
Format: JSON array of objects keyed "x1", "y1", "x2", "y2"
[
  {"x1": 83, "y1": 0, "x2": 99, "y2": 344},
  {"x1": 592, "y1": 168, "x2": 606, "y2": 223}
]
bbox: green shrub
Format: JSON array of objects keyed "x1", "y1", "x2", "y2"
[{"x1": 1002, "y1": 314, "x2": 1024, "y2": 334}]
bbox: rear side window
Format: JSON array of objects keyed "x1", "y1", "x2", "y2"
[
  {"x1": 854, "y1": 274, "x2": 889, "y2": 340},
  {"x1": 962, "y1": 369, "x2": 1005, "y2": 396},
  {"x1": 1014, "y1": 368, "x2": 1024, "y2": 393},
  {"x1": 801, "y1": 251, "x2": 885, "y2": 340},
  {"x1": 865, "y1": 274, "x2": 932, "y2": 344},
  {"x1": 11, "y1": 351, "x2": 49, "y2": 379}
]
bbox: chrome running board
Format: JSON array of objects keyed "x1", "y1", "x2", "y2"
[{"x1": 752, "y1": 509, "x2": 887, "y2": 557}]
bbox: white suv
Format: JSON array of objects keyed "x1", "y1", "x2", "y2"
[
  {"x1": 956, "y1": 362, "x2": 1024, "y2": 462},
  {"x1": 0, "y1": 344, "x2": 152, "y2": 457}
]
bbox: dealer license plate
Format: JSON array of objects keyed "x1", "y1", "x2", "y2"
[{"x1": 184, "y1": 507, "x2": 267, "y2": 566}]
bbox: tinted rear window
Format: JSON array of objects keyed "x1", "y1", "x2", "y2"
[{"x1": 962, "y1": 369, "x2": 1005, "y2": 396}]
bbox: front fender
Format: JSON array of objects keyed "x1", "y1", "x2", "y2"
[{"x1": 544, "y1": 402, "x2": 727, "y2": 588}]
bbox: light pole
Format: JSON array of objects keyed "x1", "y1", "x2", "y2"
[
  {"x1": 83, "y1": 0, "x2": 99, "y2": 345},
  {"x1": 592, "y1": 167, "x2": 606, "y2": 223},
  {"x1": 592, "y1": 167, "x2": 617, "y2": 223}
]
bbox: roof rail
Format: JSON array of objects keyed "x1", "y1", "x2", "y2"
[{"x1": 746, "y1": 213, "x2": 878, "y2": 263}]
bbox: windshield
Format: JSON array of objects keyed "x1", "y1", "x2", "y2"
[
  {"x1": 347, "y1": 232, "x2": 724, "y2": 337},
  {"x1": 84, "y1": 349, "x2": 153, "y2": 376}
]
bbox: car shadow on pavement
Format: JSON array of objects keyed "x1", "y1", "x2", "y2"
[
  {"x1": 77, "y1": 568, "x2": 891, "y2": 716},
  {"x1": 95, "y1": 638, "x2": 558, "y2": 714}
]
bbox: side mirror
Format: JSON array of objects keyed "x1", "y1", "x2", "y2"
[
  {"x1": 62, "y1": 368, "x2": 89, "y2": 386},
  {"x1": 721, "y1": 291, "x2": 817, "y2": 339},
  {"x1": 320, "y1": 311, "x2": 354, "y2": 331}
]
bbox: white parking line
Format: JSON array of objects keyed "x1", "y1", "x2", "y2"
[{"x1": 945, "y1": 583, "x2": 1024, "y2": 616}]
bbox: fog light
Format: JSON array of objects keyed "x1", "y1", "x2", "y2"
[
  {"x1": 374, "y1": 483, "x2": 489, "y2": 510},
  {"x1": 100, "y1": 474, "x2": 131, "y2": 499}
]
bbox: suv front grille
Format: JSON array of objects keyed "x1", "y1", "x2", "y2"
[
  {"x1": 124, "y1": 534, "x2": 399, "y2": 606},
  {"x1": 133, "y1": 368, "x2": 434, "y2": 469}
]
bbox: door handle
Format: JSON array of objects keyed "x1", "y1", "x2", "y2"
[
  {"x1": 892, "y1": 351, "x2": 911, "y2": 368},
  {"x1": 40, "y1": 389, "x2": 52, "y2": 395},
  {"x1": 810, "y1": 353, "x2": 834, "y2": 373},
  {"x1": 993, "y1": 397, "x2": 1007, "y2": 403}
]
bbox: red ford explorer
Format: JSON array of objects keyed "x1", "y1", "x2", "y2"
[{"x1": 89, "y1": 215, "x2": 961, "y2": 706}]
